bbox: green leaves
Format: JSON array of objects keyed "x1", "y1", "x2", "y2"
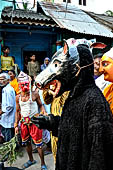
[
  {"x1": 0, "y1": 135, "x2": 23, "y2": 166},
  {"x1": 106, "y1": 10, "x2": 113, "y2": 16},
  {"x1": 17, "y1": 0, "x2": 30, "y2": 10}
]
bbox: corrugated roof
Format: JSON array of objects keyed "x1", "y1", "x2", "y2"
[
  {"x1": 39, "y1": 1, "x2": 113, "y2": 38},
  {"x1": 85, "y1": 11, "x2": 113, "y2": 31},
  {"x1": 1, "y1": 6, "x2": 58, "y2": 27}
]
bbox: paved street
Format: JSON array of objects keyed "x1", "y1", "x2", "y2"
[{"x1": 4, "y1": 146, "x2": 55, "y2": 170}]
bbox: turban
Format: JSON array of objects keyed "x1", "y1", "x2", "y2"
[{"x1": 18, "y1": 71, "x2": 29, "y2": 82}]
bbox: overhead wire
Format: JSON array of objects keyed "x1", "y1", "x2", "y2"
[
  {"x1": 0, "y1": 0, "x2": 104, "y2": 16},
  {"x1": 0, "y1": 0, "x2": 108, "y2": 25},
  {"x1": 1, "y1": 0, "x2": 93, "y2": 15}
]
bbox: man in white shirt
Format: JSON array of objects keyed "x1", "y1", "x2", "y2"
[
  {"x1": 95, "y1": 74, "x2": 111, "y2": 92},
  {"x1": 0, "y1": 73, "x2": 16, "y2": 142}
]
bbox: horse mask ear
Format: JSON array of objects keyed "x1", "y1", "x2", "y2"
[
  {"x1": 90, "y1": 42, "x2": 107, "y2": 49},
  {"x1": 63, "y1": 38, "x2": 79, "y2": 61},
  {"x1": 63, "y1": 40, "x2": 69, "y2": 55}
]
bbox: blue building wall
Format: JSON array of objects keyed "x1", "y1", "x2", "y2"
[
  {"x1": 0, "y1": 2, "x2": 61, "y2": 71},
  {"x1": 2, "y1": 29, "x2": 57, "y2": 70}
]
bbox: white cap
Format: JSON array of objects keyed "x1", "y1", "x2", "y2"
[
  {"x1": 104, "y1": 47, "x2": 113, "y2": 60},
  {"x1": 18, "y1": 71, "x2": 29, "y2": 82},
  {"x1": 0, "y1": 73, "x2": 10, "y2": 80}
]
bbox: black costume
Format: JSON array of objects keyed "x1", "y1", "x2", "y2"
[
  {"x1": 33, "y1": 44, "x2": 113, "y2": 170},
  {"x1": 55, "y1": 84, "x2": 113, "y2": 170}
]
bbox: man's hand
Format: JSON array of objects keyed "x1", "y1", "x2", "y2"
[
  {"x1": 15, "y1": 127, "x2": 19, "y2": 135},
  {"x1": 0, "y1": 109, "x2": 3, "y2": 115},
  {"x1": 31, "y1": 114, "x2": 51, "y2": 129},
  {"x1": 40, "y1": 111, "x2": 48, "y2": 116}
]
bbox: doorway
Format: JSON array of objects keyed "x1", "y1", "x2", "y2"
[{"x1": 23, "y1": 51, "x2": 47, "y2": 73}]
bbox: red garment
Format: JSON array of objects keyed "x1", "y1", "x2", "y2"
[{"x1": 21, "y1": 122, "x2": 42, "y2": 146}]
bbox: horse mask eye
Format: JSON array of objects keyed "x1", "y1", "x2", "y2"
[{"x1": 55, "y1": 63, "x2": 57, "y2": 67}]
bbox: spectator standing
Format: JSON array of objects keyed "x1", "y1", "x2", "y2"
[
  {"x1": 94, "y1": 53, "x2": 111, "y2": 91},
  {"x1": 8, "y1": 70, "x2": 20, "y2": 95},
  {"x1": 27, "y1": 54, "x2": 40, "y2": 81},
  {"x1": 0, "y1": 73, "x2": 16, "y2": 142},
  {"x1": 14, "y1": 71, "x2": 48, "y2": 170},
  {"x1": 41, "y1": 57, "x2": 50, "y2": 71},
  {"x1": 93, "y1": 53, "x2": 102, "y2": 79},
  {"x1": 1, "y1": 46, "x2": 14, "y2": 72}
]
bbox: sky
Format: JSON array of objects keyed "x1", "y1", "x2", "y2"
[
  {"x1": 16, "y1": 0, "x2": 113, "y2": 14},
  {"x1": 95, "y1": 0, "x2": 113, "y2": 14}
]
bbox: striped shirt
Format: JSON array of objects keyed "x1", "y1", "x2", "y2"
[{"x1": 1, "y1": 55, "x2": 14, "y2": 71}]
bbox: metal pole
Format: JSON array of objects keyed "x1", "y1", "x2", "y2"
[{"x1": 65, "y1": 0, "x2": 68, "y2": 17}]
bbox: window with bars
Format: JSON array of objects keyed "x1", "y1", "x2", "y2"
[
  {"x1": 79, "y1": 0, "x2": 86, "y2": 6},
  {"x1": 63, "y1": 0, "x2": 71, "y2": 3},
  {"x1": 79, "y1": 0, "x2": 82, "y2": 5},
  {"x1": 83, "y1": 0, "x2": 86, "y2": 5}
]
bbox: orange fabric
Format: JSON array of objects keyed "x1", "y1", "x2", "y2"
[
  {"x1": 103, "y1": 83, "x2": 113, "y2": 114},
  {"x1": 10, "y1": 78, "x2": 20, "y2": 95}
]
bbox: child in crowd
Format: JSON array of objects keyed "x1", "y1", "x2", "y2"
[
  {"x1": 27, "y1": 54, "x2": 40, "y2": 81},
  {"x1": 1, "y1": 46, "x2": 14, "y2": 72},
  {"x1": 8, "y1": 70, "x2": 20, "y2": 95}
]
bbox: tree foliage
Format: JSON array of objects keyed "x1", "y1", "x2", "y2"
[
  {"x1": 106, "y1": 10, "x2": 113, "y2": 16},
  {"x1": 17, "y1": 0, "x2": 29, "y2": 10}
]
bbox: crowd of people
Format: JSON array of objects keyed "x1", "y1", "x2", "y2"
[
  {"x1": 0, "y1": 41, "x2": 113, "y2": 170},
  {"x1": 0, "y1": 46, "x2": 51, "y2": 170}
]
